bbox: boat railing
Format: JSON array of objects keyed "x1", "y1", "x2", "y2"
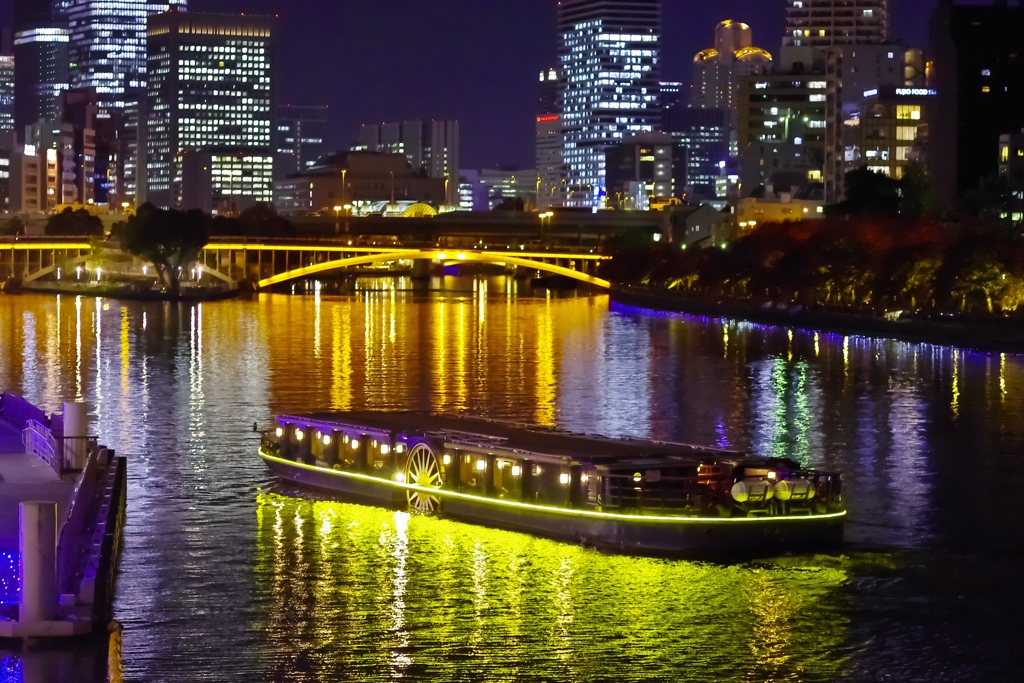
[
  {"x1": 600, "y1": 470, "x2": 842, "y2": 517},
  {"x1": 23, "y1": 419, "x2": 60, "y2": 475}
]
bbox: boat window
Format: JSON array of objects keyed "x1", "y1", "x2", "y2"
[
  {"x1": 459, "y1": 453, "x2": 487, "y2": 493},
  {"x1": 531, "y1": 464, "x2": 570, "y2": 507},
  {"x1": 493, "y1": 458, "x2": 521, "y2": 499}
]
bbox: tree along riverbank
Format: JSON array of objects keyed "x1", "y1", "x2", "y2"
[{"x1": 610, "y1": 285, "x2": 1024, "y2": 353}]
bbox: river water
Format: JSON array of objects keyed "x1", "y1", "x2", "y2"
[{"x1": 1, "y1": 277, "x2": 1022, "y2": 682}]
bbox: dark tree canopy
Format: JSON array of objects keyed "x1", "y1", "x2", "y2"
[
  {"x1": 119, "y1": 203, "x2": 210, "y2": 296},
  {"x1": 210, "y1": 204, "x2": 295, "y2": 237},
  {"x1": 1, "y1": 217, "x2": 25, "y2": 236},
  {"x1": 826, "y1": 168, "x2": 902, "y2": 218},
  {"x1": 45, "y1": 208, "x2": 103, "y2": 236}
]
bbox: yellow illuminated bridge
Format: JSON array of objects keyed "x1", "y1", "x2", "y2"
[{"x1": 1, "y1": 239, "x2": 613, "y2": 289}]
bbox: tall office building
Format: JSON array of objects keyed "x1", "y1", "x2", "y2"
[
  {"x1": 930, "y1": 0, "x2": 1024, "y2": 199},
  {"x1": 358, "y1": 120, "x2": 460, "y2": 204},
  {"x1": 537, "y1": 67, "x2": 565, "y2": 209},
  {"x1": 145, "y1": 10, "x2": 275, "y2": 212},
  {"x1": 13, "y1": 0, "x2": 68, "y2": 136},
  {"x1": 785, "y1": 0, "x2": 888, "y2": 47},
  {"x1": 66, "y1": 0, "x2": 186, "y2": 110},
  {"x1": 277, "y1": 105, "x2": 328, "y2": 173},
  {"x1": 0, "y1": 56, "x2": 14, "y2": 137},
  {"x1": 558, "y1": 0, "x2": 662, "y2": 208}
]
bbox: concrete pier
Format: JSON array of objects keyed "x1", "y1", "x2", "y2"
[{"x1": 0, "y1": 392, "x2": 126, "y2": 639}]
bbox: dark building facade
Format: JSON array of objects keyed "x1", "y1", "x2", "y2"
[
  {"x1": 276, "y1": 104, "x2": 328, "y2": 174},
  {"x1": 663, "y1": 106, "x2": 729, "y2": 198},
  {"x1": 930, "y1": 0, "x2": 1024, "y2": 199}
]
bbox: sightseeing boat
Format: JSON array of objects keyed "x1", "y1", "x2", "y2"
[{"x1": 258, "y1": 412, "x2": 846, "y2": 557}]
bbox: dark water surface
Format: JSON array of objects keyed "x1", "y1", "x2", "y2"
[{"x1": 1, "y1": 279, "x2": 1022, "y2": 682}]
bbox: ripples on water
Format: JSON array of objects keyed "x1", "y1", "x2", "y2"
[{"x1": 0, "y1": 278, "x2": 1022, "y2": 681}]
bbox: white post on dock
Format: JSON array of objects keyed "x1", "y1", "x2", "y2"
[
  {"x1": 62, "y1": 401, "x2": 89, "y2": 470},
  {"x1": 18, "y1": 501, "x2": 58, "y2": 624}
]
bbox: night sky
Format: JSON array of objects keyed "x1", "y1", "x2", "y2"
[{"x1": 2, "y1": 0, "x2": 942, "y2": 168}]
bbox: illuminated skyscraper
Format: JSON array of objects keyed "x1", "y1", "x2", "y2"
[
  {"x1": 65, "y1": 0, "x2": 186, "y2": 109},
  {"x1": 785, "y1": 0, "x2": 888, "y2": 47},
  {"x1": 558, "y1": 0, "x2": 661, "y2": 208},
  {"x1": 145, "y1": 10, "x2": 274, "y2": 211},
  {"x1": 13, "y1": 0, "x2": 68, "y2": 135}
]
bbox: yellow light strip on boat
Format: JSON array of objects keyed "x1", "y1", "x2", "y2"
[{"x1": 260, "y1": 449, "x2": 847, "y2": 525}]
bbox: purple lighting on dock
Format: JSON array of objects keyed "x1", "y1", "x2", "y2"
[{"x1": 0, "y1": 554, "x2": 17, "y2": 606}]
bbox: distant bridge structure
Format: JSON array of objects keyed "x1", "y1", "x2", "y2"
[{"x1": 2, "y1": 237, "x2": 613, "y2": 290}]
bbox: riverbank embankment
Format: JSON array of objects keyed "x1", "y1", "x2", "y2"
[{"x1": 610, "y1": 285, "x2": 1024, "y2": 353}]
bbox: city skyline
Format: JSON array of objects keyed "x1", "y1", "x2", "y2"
[{"x1": 0, "y1": 0, "x2": 939, "y2": 169}]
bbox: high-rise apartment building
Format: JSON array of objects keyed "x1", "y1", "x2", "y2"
[
  {"x1": 0, "y1": 56, "x2": 14, "y2": 137},
  {"x1": 785, "y1": 0, "x2": 888, "y2": 47},
  {"x1": 930, "y1": 0, "x2": 1024, "y2": 199},
  {"x1": 145, "y1": 10, "x2": 275, "y2": 212},
  {"x1": 558, "y1": 0, "x2": 661, "y2": 208},
  {"x1": 358, "y1": 120, "x2": 460, "y2": 205},
  {"x1": 737, "y1": 49, "x2": 829, "y2": 195},
  {"x1": 13, "y1": 0, "x2": 68, "y2": 136},
  {"x1": 691, "y1": 21, "x2": 772, "y2": 112},
  {"x1": 276, "y1": 105, "x2": 328, "y2": 173},
  {"x1": 66, "y1": 0, "x2": 186, "y2": 110}
]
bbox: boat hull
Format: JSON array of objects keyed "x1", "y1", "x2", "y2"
[{"x1": 261, "y1": 452, "x2": 844, "y2": 559}]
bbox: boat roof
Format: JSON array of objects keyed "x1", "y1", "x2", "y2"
[{"x1": 280, "y1": 411, "x2": 745, "y2": 465}]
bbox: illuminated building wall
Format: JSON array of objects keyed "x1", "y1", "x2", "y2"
[
  {"x1": 0, "y1": 56, "x2": 14, "y2": 137},
  {"x1": 558, "y1": 0, "x2": 661, "y2": 208},
  {"x1": 65, "y1": 0, "x2": 186, "y2": 110},
  {"x1": 180, "y1": 147, "x2": 274, "y2": 214},
  {"x1": 785, "y1": 0, "x2": 888, "y2": 48},
  {"x1": 357, "y1": 120, "x2": 460, "y2": 205},
  {"x1": 145, "y1": 10, "x2": 275, "y2": 210},
  {"x1": 853, "y1": 87, "x2": 932, "y2": 180}
]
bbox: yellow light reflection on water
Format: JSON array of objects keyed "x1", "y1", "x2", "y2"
[{"x1": 254, "y1": 493, "x2": 850, "y2": 682}]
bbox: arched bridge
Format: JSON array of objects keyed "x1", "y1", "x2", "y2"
[{"x1": 2, "y1": 239, "x2": 612, "y2": 289}]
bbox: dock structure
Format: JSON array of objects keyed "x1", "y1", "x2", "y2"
[{"x1": 0, "y1": 393, "x2": 126, "y2": 639}]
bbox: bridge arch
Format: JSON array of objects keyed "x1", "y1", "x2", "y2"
[{"x1": 255, "y1": 250, "x2": 611, "y2": 289}]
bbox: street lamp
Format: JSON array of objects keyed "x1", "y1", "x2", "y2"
[{"x1": 334, "y1": 205, "x2": 342, "y2": 234}]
